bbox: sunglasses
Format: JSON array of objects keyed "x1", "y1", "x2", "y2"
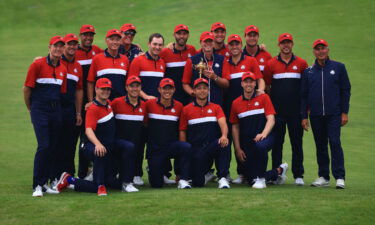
[{"x1": 123, "y1": 30, "x2": 136, "y2": 36}]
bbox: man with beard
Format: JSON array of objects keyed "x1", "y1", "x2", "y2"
[
  {"x1": 263, "y1": 33, "x2": 308, "y2": 186},
  {"x1": 87, "y1": 29, "x2": 129, "y2": 101},
  {"x1": 211, "y1": 22, "x2": 230, "y2": 58},
  {"x1": 118, "y1": 23, "x2": 142, "y2": 63},
  {"x1": 160, "y1": 24, "x2": 196, "y2": 106}
]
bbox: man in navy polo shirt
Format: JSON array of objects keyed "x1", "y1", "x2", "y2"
[
  {"x1": 230, "y1": 72, "x2": 288, "y2": 189},
  {"x1": 179, "y1": 78, "x2": 231, "y2": 188},
  {"x1": 119, "y1": 23, "x2": 142, "y2": 63},
  {"x1": 301, "y1": 39, "x2": 351, "y2": 189},
  {"x1": 263, "y1": 33, "x2": 308, "y2": 186},
  {"x1": 145, "y1": 78, "x2": 192, "y2": 189},
  {"x1": 24, "y1": 36, "x2": 67, "y2": 197}
]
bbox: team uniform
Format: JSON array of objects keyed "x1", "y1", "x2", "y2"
[
  {"x1": 57, "y1": 54, "x2": 83, "y2": 176},
  {"x1": 242, "y1": 46, "x2": 272, "y2": 73},
  {"x1": 128, "y1": 52, "x2": 166, "y2": 98},
  {"x1": 111, "y1": 95, "x2": 146, "y2": 183},
  {"x1": 230, "y1": 93, "x2": 279, "y2": 183},
  {"x1": 87, "y1": 50, "x2": 129, "y2": 100},
  {"x1": 25, "y1": 55, "x2": 67, "y2": 189},
  {"x1": 182, "y1": 52, "x2": 228, "y2": 106},
  {"x1": 179, "y1": 101, "x2": 230, "y2": 187},
  {"x1": 263, "y1": 54, "x2": 308, "y2": 179},
  {"x1": 160, "y1": 44, "x2": 196, "y2": 105},
  {"x1": 118, "y1": 44, "x2": 142, "y2": 63},
  {"x1": 301, "y1": 58, "x2": 351, "y2": 181},
  {"x1": 197, "y1": 45, "x2": 230, "y2": 58},
  {"x1": 145, "y1": 98, "x2": 192, "y2": 188}
]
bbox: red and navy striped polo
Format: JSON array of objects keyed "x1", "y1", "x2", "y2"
[
  {"x1": 242, "y1": 47, "x2": 273, "y2": 73},
  {"x1": 60, "y1": 55, "x2": 83, "y2": 106}
]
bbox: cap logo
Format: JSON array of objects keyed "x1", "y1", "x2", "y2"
[
  {"x1": 207, "y1": 109, "x2": 213, "y2": 113},
  {"x1": 330, "y1": 70, "x2": 335, "y2": 75},
  {"x1": 241, "y1": 65, "x2": 245, "y2": 70},
  {"x1": 293, "y1": 65, "x2": 298, "y2": 70},
  {"x1": 285, "y1": 34, "x2": 289, "y2": 37}
]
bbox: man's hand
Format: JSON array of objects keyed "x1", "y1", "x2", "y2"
[
  {"x1": 165, "y1": 42, "x2": 174, "y2": 50},
  {"x1": 302, "y1": 119, "x2": 309, "y2": 131},
  {"x1": 341, "y1": 113, "x2": 348, "y2": 126},
  {"x1": 259, "y1": 44, "x2": 267, "y2": 51},
  {"x1": 236, "y1": 149, "x2": 246, "y2": 162},
  {"x1": 76, "y1": 114, "x2": 83, "y2": 126},
  {"x1": 85, "y1": 102, "x2": 93, "y2": 111},
  {"x1": 144, "y1": 95, "x2": 156, "y2": 100},
  {"x1": 253, "y1": 133, "x2": 267, "y2": 142},
  {"x1": 256, "y1": 89, "x2": 265, "y2": 96},
  {"x1": 94, "y1": 144, "x2": 107, "y2": 157},
  {"x1": 218, "y1": 136, "x2": 229, "y2": 147},
  {"x1": 202, "y1": 68, "x2": 216, "y2": 80}
]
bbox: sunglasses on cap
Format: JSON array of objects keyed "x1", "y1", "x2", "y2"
[{"x1": 123, "y1": 30, "x2": 136, "y2": 36}]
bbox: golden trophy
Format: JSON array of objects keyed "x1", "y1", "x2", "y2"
[{"x1": 193, "y1": 58, "x2": 208, "y2": 78}]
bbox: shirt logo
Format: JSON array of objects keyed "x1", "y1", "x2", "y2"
[
  {"x1": 293, "y1": 65, "x2": 298, "y2": 70},
  {"x1": 60, "y1": 72, "x2": 63, "y2": 77},
  {"x1": 260, "y1": 58, "x2": 264, "y2": 63},
  {"x1": 255, "y1": 102, "x2": 259, "y2": 106},
  {"x1": 160, "y1": 65, "x2": 164, "y2": 70},
  {"x1": 225, "y1": 52, "x2": 230, "y2": 57},
  {"x1": 74, "y1": 68, "x2": 78, "y2": 73},
  {"x1": 139, "y1": 108, "x2": 142, "y2": 113},
  {"x1": 171, "y1": 108, "x2": 175, "y2": 113},
  {"x1": 330, "y1": 70, "x2": 335, "y2": 75},
  {"x1": 241, "y1": 65, "x2": 246, "y2": 70},
  {"x1": 121, "y1": 62, "x2": 125, "y2": 67},
  {"x1": 92, "y1": 51, "x2": 95, "y2": 55},
  {"x1": 215, "y1": 63, "x2": 220, "y2": 68},
  {"x1": 207, "y1": 109, "x2": 213, "y2": 113},
  {"x1": 188, "y1": 53, "x2": 191, "y2": 57}
]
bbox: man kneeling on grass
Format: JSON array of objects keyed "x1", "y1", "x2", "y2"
[
  {"x1": 230, "y1": 72, "x2": 288, "y2": 189},
  {"x1": 56, "y1": 78, "x2": 138, "y2": 196}
]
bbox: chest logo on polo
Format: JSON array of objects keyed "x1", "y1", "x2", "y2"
[
  {"x1": 207, "y1": 109, "x2": 213, "y2": 113},
  {"x1": 241, "y1": 65, "x2": 246, "y2": 70},
  {"x1": 255, "y1": 102, "x2": 259, "y2": 106},
  {"x1": 188, "y1": 53, "x2": 192, "y2": 57},
  {"x1": 139, "y1": 108, "x2": 142, "y2": 113},
  {"x1": 215, "y1": 63, "x2": 220, "y2": 68},
  {"x1": 225, "y1": 52, "x2": 230, "y2": 57},
  {"x1": 160, "y1": 65, "x2": 164, "y2": 70},
  {"x1": 330, "y1": 70, "x2": 335, "y2": 75},
  {"x1": 121, "y1": 62, "x2": 125, "y2": 67},
  {"x1": 92, "y1": 51, "x2": 96, "y2": 55},
  {"x1": 171, "y1": 108, "x2": 175, "y2": 113},
  {"x1": 60, "y1": 72, "x2": 64, "y2": 77},
  {"x1": 293, "y1": 65, "x2": 298, "y2": 70},
  {"x1": 74, "y1": 68, "x2": 78, "y2": 73},
  {"x1": 260, "y1": 58, "x2": 264, "y2": 63}
]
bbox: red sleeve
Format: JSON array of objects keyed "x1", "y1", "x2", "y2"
[
  {"x1": 60, "y1": 66, "x2": 68, "y2": 94},
  {"x1": 190, "y1": 46, "x2": 197, "y2": 56},
  {"x1": 128, "y1": 56, "x2": 141, "y2": 77},
  {"x1": 24, "y1": 61, "x2": 40, "y2": 88},
  {"x1": 141, "y1": 102, "x2": 147, "y2": 123},
  {"x1": 87, "y1": 56, "x2": 97, "y2": 82},
  {"x1": 262, "y1": 94, "x2": 276, "y2": 115},
  {"x1": 301, "y1": 59, "x2": 309, "y2": 72},
  {"x1": 159, "y1": 48, "x2": 168, "y2": 60},
  {"x1": 229, "y1": 102, "x2": 239, "y2": 124},
  {"x1": 85, "y1": 107, "x2": 98, "y2": 130},
  {"x1": 263, "y1": 60, "x2": 273, "y2": 85},
  {"x1": 110, "y1": 98, "x2": 118, "y2": 114},
  {"x1": 215, "y1": 105, "x2": 225, "y2": 120},
  {"x1": 221, "y1": 60, "x2": 230, "y2": 80},
  {"x1": 249, "y1": 57, "x2": 263, "y2": 79},
  {"x1": 161, "y1": 59, "x2": 166, "y2": 73},
  {"x1": 182, "y1": 58, "x2": 193, "y2": 84},
  {"x1": 179, "y1": 107, "x2": 188, "y2": 131},
  {"x1": 77, "y1": 64, "x2": 83, "y2": 89}
]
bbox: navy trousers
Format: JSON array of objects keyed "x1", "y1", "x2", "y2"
[
  {"x1": 31, "y1": 101, "x2": 62, "y2": 188},
  {"x1": 310, "y1": 115, "x2": 345, "y2": 180},
  {"x1": 191, "y1": 140, "x2": 231, "y2": 187},
  {"x1": 77, "y1": 111, "x2": 91, "y2": 179},
  {"x1": 272, "y1": 115, "x2": 304, "y2": 178},
  {"x1": 147, "y1": 141, "x2": 192, "y2": 188},
  {"x1": 242, "y1": 134, "x2": 278, "y2": 183}
]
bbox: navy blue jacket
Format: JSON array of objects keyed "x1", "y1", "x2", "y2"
[{"x1": 301, "y1": 58, "x2": 351, "y2": 119}]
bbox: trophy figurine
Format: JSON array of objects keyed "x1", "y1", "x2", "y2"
[{"x1": 194, "y1": 58, "x2": 208, "y2": 78}]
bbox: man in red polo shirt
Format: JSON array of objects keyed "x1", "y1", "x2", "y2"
[
  {"x1": 242, "y1": 25, "x2": 272, "y2": 74},
  {"x1": 179, "y1": 78, "x2": 231, "y2": 188},
  {"x1": 160, "y1": 24, "x2": 196, "y2": 105},
  {"x1": 211, "y1": 22, "x2": 230, "y2": 57},
  {"x1": 263, "y1": 33, "x2": 308, "y2": 186},
  {"x1": 24, "y1": 36, "x2": 67, "y2": 197},
  {"x1": 87, "y1": 29, "x2": 129, "y2": 101}
]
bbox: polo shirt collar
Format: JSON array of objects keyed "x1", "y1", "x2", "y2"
[
  {"x1": 243, "y1": 45, "x2": 261, "y2": 57},
  {"x1": 46, "y1": 54, "x2": 60, "y2": 67},
  {"x1": 314, "y1": 57, "x2": 331, "y2": 68},
  {"x1": 93, "y1": 99, "x2": 109, "y2": 108},
  {"x1": 229, "y1": 54, "x2": 245, "y2": 66},
  {"x1": 214, "y1": 44, "x2": 226, "y2": 53},
  {"x1": 173, "y1": 43, "x2": 187, "y2": 54},
  {"x1": 78, "y1": 44, "x2": 92, "y2": 53},
  {"x1": 193, "y1": 99, "x2": 209, "y2": 107},
  {"x1": 277, "y1": 53, "x2": 296, "y2": 65},
  {"x1": 157, "y1": 98, "x2": 175, "y2": 109},
  {"x1": 146, "y1": 51, "x2": 159, "y2": 61},
  {"x1": 125, "y1": 95, "x2": 141, "y2": 109},
  {"x1": 242, "y1": 91, "x2": 256, "y2": 101},
  {"x1": 61, "y1": 54, "x2": 75, "y2": 63},
  {"x1": 104, "y1": 49, "x2": 120, "y2": 59}
]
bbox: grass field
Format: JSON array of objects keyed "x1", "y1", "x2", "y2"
[{"x1": 1, "y1": 0, "x2": 375, "y2": 224}]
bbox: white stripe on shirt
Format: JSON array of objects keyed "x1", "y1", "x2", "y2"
[
  {"x1": 77, "y1": 59, "x2": 92, "y2": 65},
  {"x1": 67, "y1": 74, "x2": 79, "y2": 82},
  {"x1": 238, "y1": 108, "x2": 265, "y2": 119},
  {"x1": 115, "y1": 114, "x2": 144, "y2": 121},
  {"x1": 36, "y1": 78, "x2": 63, "y2": 85},
  {"x1": 188, "y1": 116, "x2": 217, "y2": 125},
  {"x1": 139, "y1": 71, "x2": 164, "y2": 77},
  {"x1": 166, "y1": 61, "x2": 186, "y2": 68},
  {"x1": 273, "y1": 72, "x2": 300, "y2": 79},
  {"x1": 97, "y1": 112, "x2": 114, "y2": 124},
  {"x1": 148, "y1": 113, "x2": 178, "y2": 121},
  {"x1": 97, "y1": 69, "x2": 127, "y2": 77}
]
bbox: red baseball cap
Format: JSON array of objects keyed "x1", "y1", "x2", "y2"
[
  {"x1": 174, "y1": 24, "x2": 189, "y2": 33},
  {"x1": 200, "y1": 31, "x2": 214, "y2": 42},
  {"x1": 227, "y1": 34, "x2": 242, "y2": 44},
  {"x1": 244, "y1": 25, "x2": 259, "y2": 35},
  {"x1": 63, "y1": 33, "x2": 79, "y2": 43},
  {"x1": 126, "y1": 76, "x2": 141, "y2": 85},
  {"x1": 211, "y1": 22, "x2": 226, "y2": 31},
  {"x1": 278, "y1": 33, "x2": 293, "y2": 43},
  {"x1": 106, "y1": 29, "x2": 122, "y2": 38},
  {"x1": 96, "y1": 78, "x2": 112, "y2": 88},
  {"x1": 313, "y1": 39, "x2": 328, "y2": 48},
  {"x1": 49, "y1": 36, "x2": 65, "y2": 45},
  {"x1": 242, "y1": 72, "x2": 257, "y2": 81},
  {"x1": 80, "y1": 24, "x2": 96, "y2": 34},
  {"x1": 120, "y1": 23, "x2": 137, "y2": 32},
  {"x1": 193, "y1": 78, "x2": 209, "y2": 87},
  {"x1": 159, "y1": 78, "x2": 175, "y2": 88}
]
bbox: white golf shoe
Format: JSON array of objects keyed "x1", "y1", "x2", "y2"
[
  {"x1": 178, "y1": 179, "x2": 191, "y2": 189},
  {"x1": 311, "y1": 177, "x2": 330, "y2": 187},
  {"x1": 32, "y1": 185, "x2": 43, "y2": 197},
  {"x1": 218, "y1": 177, "x2": 230, "y2": 189}
]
